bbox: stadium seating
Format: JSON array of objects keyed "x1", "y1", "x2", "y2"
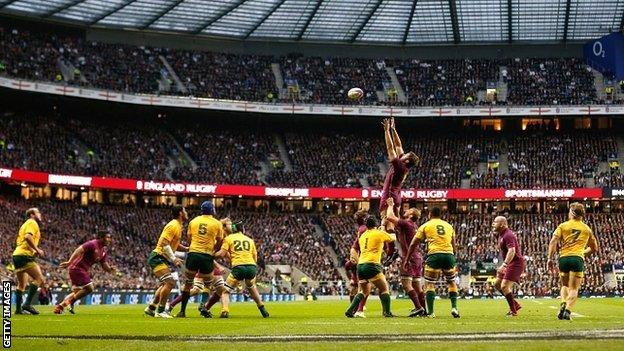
[
  {"x1": 2, "y1": 113, "x2": 623, "y2": 189},
  {"x1": 0, "y1": 24, "x2": 607, "y2": 107}
]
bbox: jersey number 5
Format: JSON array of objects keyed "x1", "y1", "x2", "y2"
[{"x1": 198, "y1": 223, "x2": 207, "y2": 235}]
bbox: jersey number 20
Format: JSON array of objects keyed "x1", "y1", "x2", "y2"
[{"x1": 234, "y1": 240, "x2": 250, "y2": 251}]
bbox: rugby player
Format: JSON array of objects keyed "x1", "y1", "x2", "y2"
[
  {"x1": 177, "y1": 201, "x2": 224, "y2": 317},
  {"x1": 13, "y1": 207, "x2": 46, "y2": 315},
  {"x1": 54, "y1": 231, "x2": 116, "y2": 314},
  {"x1": 144, "y1": 205, "x2": 188, "y2": 318},
  {"x1": 345, "y1": 216, "x2": 396, "y2": 318},
  {"x1": 379, "y1": 117, "x2": 418, "y2": 234},
  {"x1": 384, "y1": 198, "x2": 425, "y2": 316},
  {"x1": 405, "y1": 207, "x2": 459, "y2": 318},
  {"x1": 491, "y1": 216, "x2": 525, "y2": 316},
  {"x1": 547, "y1": 203, "x2": 599, "y2": 320},
  {"x1": 345, "y1": 209, "x2": 369, "y2": 317},
  {"x1": 214, "y1": 221, "x2": 269, "y2": 318}
]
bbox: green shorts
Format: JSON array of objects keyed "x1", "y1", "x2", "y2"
[
  {"x1": 559, "y1": 256, "x2": 584, "y2": 273},
  {"x1": 147, "y1": 251, "x2": 170, "y2": 273},
  {"x1": 185, "y1": 252, "x2": 214, "y2": 274},
  {"x1": 357, "y1": 263, "x2": 383, "y2": 281},
  {"x1": 425, "y1": 253, "x2": 457, "y2": 270},
  {"x1": 231, "y1": 265, "x2": 257, "y2": 280},
  {"x1": 12, "y1": 255, "x2": 37, "y2": 272}
]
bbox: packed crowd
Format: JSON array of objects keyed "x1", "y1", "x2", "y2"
[
  {"x1": 389, "y1": 58, "x2": 500, "y2": 106},
  {"x1": 0, "y1": 113, "x2": 177, "y2": 180},
  {"x1": 165, "y1": 51, "x2": 276, "y2": 101},
  {"x1": 170, "y1": 123, "x2": 274, "y2": 185},
  {"x1": 2, "y1": 113, "x2": 623, "y2": 189},
  {"x1": 267, "y1": 131, "x2": 383, "y2": 188},
  {"x1": 505, "y1": 58, "x2": 597, "y2": 106},
  {"x1": 280, "y1": 55, "x2": 387, "y2": 105},
  {"x1": 0, "y1": 24, "x2": 606, "y2": 107}
]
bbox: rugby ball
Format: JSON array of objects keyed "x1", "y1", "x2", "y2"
[{"x1": 347, "y1": 87, "x2": 364, "y2": 100}]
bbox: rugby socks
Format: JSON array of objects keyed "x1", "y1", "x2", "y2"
[
  {"x1": 148, "y1": 304, "x2": 157, "y2": 311},
  {"x1": 179, "y1": 291, "x2": 190, "y2": 313},
  {"x1": 200, "y1": 292, "x2": 210, "y2": 305},
  {"x1": 357, "y1": 295, "x2": 368, "y2": 312},
  {"x1": 418, "y1": 291, "x2": 426, "y2": 312},
  {"x1": 380, "y1": 293, "x2": 391, "y2": 314},
  {"x1": 504, "y1": 293, "x2": 517, "y2": 313},
  {"x1": 15, "y1": 290, "x2": 23, "y2": 313},
  {"x1": 157, "y1": 305, "x2": 165, "y2": 314},
  {"x1": 204, "y1": 292, "x2": 220, "y2": 310},
  {"x1": 24, "y1": 283, "x2": 38, "y2": 306},
  {"x1": 426, "y1": 290, "x2": 436, "y2": 314},
  {"x1": 449, "y1": 292, "x2": 458, "y2": 309},
  {"x1": 346, "y1": 293, "x2": 364, "y2": 314},
  {"x1": 169, "y1": 294, "x2": 183, "y2": 308},
  {"x1": 407, "y1": 290, "x2": 422, "y2": 309}
]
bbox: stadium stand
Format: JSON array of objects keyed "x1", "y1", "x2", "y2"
[
  {"x1": 1, "y1": 113, "x2": 623, "y2": 189},
  {"x1": 0, "y1": 24, "x2": 609, "y2": 108}
]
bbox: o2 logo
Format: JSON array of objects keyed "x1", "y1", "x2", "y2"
[{"x1": 593, "y1": 41, "x2": 606, "y2": 58}]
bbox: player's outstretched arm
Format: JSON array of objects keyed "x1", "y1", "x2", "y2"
[
  {"x1": 389, "y1": 117, "x2": 405, "y2": 156},
  {"x1": 60, "y1": 245, "x2": 84, "y2": 268},
  {"x1": 383, "y1": 119, "x2": 397, "y2": 160}
]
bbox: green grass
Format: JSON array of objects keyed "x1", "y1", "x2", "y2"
[{"x1": 9, "y1": 298, "x2": 624, "y2": 350}]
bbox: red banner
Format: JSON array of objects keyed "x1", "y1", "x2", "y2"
[{"x1": 0, "y1": 167, "x2": 604, "y2": 200}]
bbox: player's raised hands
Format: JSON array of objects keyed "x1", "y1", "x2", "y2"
[
  {"x1": 390, "y1": 117, "x2": 395, "y2": 129},
  {"x1": 386, "y1": 198, "x2": 394, "y2": 207},
  {"x1": 173, "y1": 257, "x2": 183, "y2": 267},
  {"x1": 59, "y1": 261, "x2": 70, "y2": 268},
  {"x1": 382, "y1": 118, "x2": 390, "y2": 130}
]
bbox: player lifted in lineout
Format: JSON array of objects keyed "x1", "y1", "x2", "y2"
[
  {"x1": 345, "y1": 216, "x2": 396, "y2": 318},
  {"x1": 380, "y1": 117, "x2": 419, "y2": 234},
  {"x1": 491, "y1": 216, "x2": 525, "y2": 317},
  {"x1": 178, "y1": 201, "x2": 224, "y2": 318},
  {"x1": 12, "y1": 208, "x2": 46, "y2": 315},
  {"x1": 548, "y1": 203, "x2": 599, "y2": 320},
  {"x1": 54, "y1": 231, "x2": 117, "y2": 314},
  {"x1": 384, "y1": 198, "x2": 426, "y2": 317},
  {"x1": 405, "y1": 207, "x2": 460, "y2": 318},
  {"x1": 213, "y1": 220, "x2": 269, "y2": 318},
  {"x1": 145, "y1": 205, "x2": 188, "y2": 318}
]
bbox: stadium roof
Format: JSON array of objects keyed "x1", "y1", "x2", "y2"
[{"x1": 1, "y1": 0, "x2": 623, "y2": 44}]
